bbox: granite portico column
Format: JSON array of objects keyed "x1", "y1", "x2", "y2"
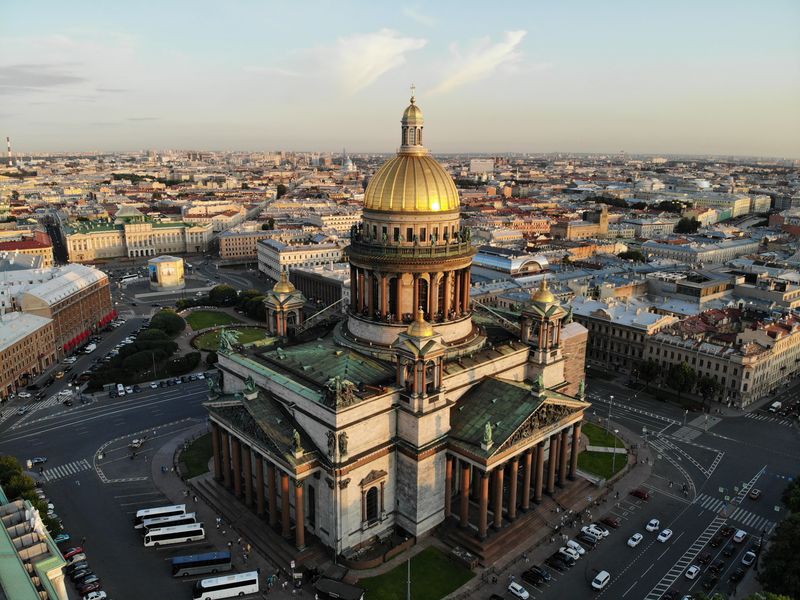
[
  {"x1": 443, "y1": 272, "x2": 452, "y2": 318},
  {"x1": 569, "y1": 422, "x2": 582, "y2": 480},
  {"x1": 267, "y1": 463, "x2": 278, "y2": 527},
  {"x1": 211, "y1": 423, "x2": 222, "y2": 481},
  {"x1": 558, "y1": 428, "x2": 570, "y2": 487},
  {"x1": 493, "y1": 464, "x2": 505, "y2": 529},
  {"x1": 367, "y1": 271, "x2": 374, "y2": 318},
  {"x1": 459, "y1": 460, "x2": 471, "y2": 528},
  {"x1": 444, "y1": 456, "x2": 453, "y2": 518},
  {"x1": 395, "y1": 275, "x2": 403, "y2": 322},
  {"x1": 231, "y1": 438, "x2": 242, "y2": 498},
  {"x1": 220, "y1": 430, "x2": 232, "y2": 489},
  {"x1": 380, "y1": 273, "x2": 388, "y2": 316},
  {"x1": 242, "y1": 444, "x2": 253, "y2": 507},
  {"x1": 508, "y1": 457, "x2": 519, "y2": 521},
  {"x1": 453, "y1": 271, "x2": 461, "y2": 315},
  {"x1": 478, "y1": 471, "x2": 490, "y2": 540},
  {"x1": 281, "y1": 473, "x2": 291, "y2": 538},
  {"x1": 413, "y1": 274, "x2": 420, "y2": 312},
  {"x1": 521, "y1": 449, "x2": 533, "y2": 511},
  {"x1": 255, "y1": 455, "x2": 265, "y2": 516},
  {"x1": 534, "y1": 442, "x2": 545, "y2": 503},
  {"x1": 294, "y1": 480, "x2": 305, "y2": 550},
  {"x1": 546, "y1": 434, "x2": 558, "y2": 495}
]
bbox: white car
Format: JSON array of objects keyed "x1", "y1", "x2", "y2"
[
  {"x1": 742, "y1": 550, "x2": 756, "y2": 566},
  {"x1": 582, "y1": 524, "x2": 607, "y2": 539},
  {"x1": 685, "y1": 565, "x2": 700, "y2": 579},
  {"x1": 646, "y1": 518, "x2": 660, "y2": 532},
  {"x1": 507, "y1": 582, "x2": 530, "y2": 599},
  {"x1": 83, "y1": 592, "x2": 107, "y2": 600},
  {"x1": 197, "y1": 373, "x2": 205, "y2": 380},
  {"x1": 733, "y1": 529, "x2": 747, "y2": 543},
  {"x1": 18, "y1": 391, "x2": 31, "y2": 399},
  {"x1": 657, "y1": 529, "x2": 673, "y2": 543},
  {"x1": 559, "y1": 546, "x2": 581, "y2": 561},
  {"x1": 591, "y1": 570, "x2": 610, "y2": 590},
  {"x1": 566, "y1": 539, "x2": 586, "y2": 555},
  {"x1": 150, "y1": 382, "x2": 158, "y2": 389},
  {"x1": 627, "y1": 533, "x2": 643, "y2": 547}
]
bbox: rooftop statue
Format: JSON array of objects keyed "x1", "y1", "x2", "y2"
[{"x1": 218, "y1": 328, "x2": 240, "y2": 354}]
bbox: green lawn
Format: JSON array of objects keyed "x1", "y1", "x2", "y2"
[
  {"x1": 181, "y1": 433, "x2": 212, "y2": 478},
  {"x1": 360, "y1": 547, "x2": 474, "y2": 600},
  {"x1": 582, "y1": 422, "x2": 621, "y2": 447},
  {"x1": 192, "y1": 326, "x2": 270, "y2": 351},
  {"x1": 578, "y1": 450, "x2": 627, "y2": 480},
  {"x1": 185, "y1": 310, "x2": 242, "y2": 330}
]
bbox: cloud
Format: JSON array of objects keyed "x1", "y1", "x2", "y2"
[
  {"x1": 127, "y1": 117, "x2": 158, "y2": 121},
  {"x1": 246, "y1": 29, "x2": 426, "y2": 95},
  {"x1": 96, "y1": 87, "x2": 128, "y2": 93},
  {"x1": 0, "y1": 63, "x2": 86, "y2": 95},
  {"x1": 431, "y1": 30, "x2": 527, "y2": 95},
  {"x1": 403, "y1": 7, "x2": 436, "y2": 27}
]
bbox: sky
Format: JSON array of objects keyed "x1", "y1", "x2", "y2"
[{"x1": 2, "y1": 1, "x2": 799, "y2": 157}]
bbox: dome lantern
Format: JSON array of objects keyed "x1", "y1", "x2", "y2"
[{"x1": 400, "y1": 84, "x2": 425, "y2": 153}]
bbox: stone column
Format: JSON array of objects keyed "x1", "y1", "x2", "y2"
[
  {"x1": 493, "y1": 464, "x2": 505, "y2": 529},
  {"x1": 242, "y1": 445, "x2": 253, "y2": 506},
  {"x1": 508, "y1": 457, "x2": 519, "y2": 521},
  {"x1": 357, "y1": 269, "x2": 365, "y2": 312},
  {"x1": 395, "y1": 275, "x2": 403, "y2": 322},
  {"x1": 534, "y1": 442, "x2": 545, "y2": 503},
  {"x1": 459, "y1": 461, "x2": 471, "y2": 528},
  {"x1": 413, "y1": 274, "x2": 420, "y2": 312},
  {"x1": 463, "y1": 269, "x2": 471, "y2": 312},
  {"x1": 349, "y1": 264, "x2": 356, "y2": 311},
  {"x1": 429, "y1": 272, "x2": 439, "y2": 316},
  {"x1": 521, "y1": 449, "x2": 532, "y2": 511},
  {"x1": 558, "y1": 428, "x2": 570, "y2": 487},
  {"x1": 547, "y1": 434, "x2": 558, "y2": 495},
  {"x1": 478, "y1": 471, "x2": 489, "y2": 540},
  {"x1": 255, "y1": 455, "x2": 265, "y2": 516},
  {"x1": 294, "y1": 480, "x2": 305, "y2": 550},
  {"x1": 211, "y1": 423, "x2": 222, "y2": 481},
  {"x1": 267, "y1": 463, "x2": 278, "y2": 527},
  {"x1": 231, "y1": 438, "x2": 242, "y2": 498},
  {"x1": 281, "y1": 473, "x2": 291, "y2": 538},
  {"x1": 569, "y1": 422, "x2": 582, "y2": 480},
  {"x1": 444, "y1": 456, "x2": 453, "y2": 518},
  {"x1": 220, "y1": 430, "x2": 231, "y2": 489},
  {"x1": 366, "y1": 271, "x2": 374, "y2": 318},
  {"x1": 453, "y1": 270, "x2": 461, "y2": 315},
  {"x1": 443, "y1": 271, "x2": 452, "y2": 319},
  {"x1": 381, "y1": 273, "x2": 388, "y2": 316}
]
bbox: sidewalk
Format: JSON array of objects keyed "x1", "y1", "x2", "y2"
[{"x1": 150, "y1": 425, "x2": 317, "y2": 598}]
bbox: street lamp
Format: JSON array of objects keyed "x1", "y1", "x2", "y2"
[
  {"x1": 608, "y1": 395, "x2": 614, "y2": 430},
  {"x1": 612, "y1": 429, "x2": 619, "y2": 476}
]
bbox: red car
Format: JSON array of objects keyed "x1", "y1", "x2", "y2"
[
  {"x1": 601, "y1": 516, "x2": 621, "y2": 529},
  {"x1": 630, "y1": 488, "x2": 650, "y2": 500},
  {"x1": 62, "y1": 547, "x2": 84, "y2": 559}
]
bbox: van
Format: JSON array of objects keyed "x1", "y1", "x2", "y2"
[
  {"x1": 768, "y1": 401, "x2": 782, "y2": 413},
  {"x1": 116, "y1": 383, "x2": 125, "y2": 396},
  {"x1": 591, "y1": 570, "x2": 610, "y2": 590}
]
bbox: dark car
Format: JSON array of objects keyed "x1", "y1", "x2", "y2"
[
  {"x1": 630, "y1": 488, "x2": 650, "y2": 500},
  {"x1": 70, "y1": 568, "x2": 91, "y2": 581},
  {"x1": 729, "y1": 568, "x2": 745, "y2": 582},
  {"x1": 698, "y1": 551, "x2": 712, "y2": 564},
  {"x1": 66, "y1": 561, "x2": 88, "y2": 574},
  {"x1": 601, "y1": 515, "x2": 621, "y2": 529},
  {"x1": 710, "y1": 560, "x2": 726, "y2": 574},
  {"x1": 159, "y1": 381, "x2": 167, "y2": 387},
  {"x1": 710, "y1": 534, "x2": 723, "y2": 548},
  {"x1": 63, "y1": 399, "x2": 73, "y2": 407},
  {"x1": 544, "y1": 556, "x2": 568, "y2": 572},
  {"x1": 489, "y1": 596, "x2": 504, "y2": 600},
  {"x1": 522, "y1": 565, "x2": 551, "y2": 585},
  {"x1": 79, "y1": 574, "x2": 100, "y2": 587},
  {"x1": 663, "y1": 591, "x2": 680, "y2": 600},
  {"x1": 702, "y1": 576, "x2": 719, "y2": 590},
  {"x1": 577, "y1": 532, "x2": 599, "y2": 548},
  {"x1": 552, "y1": 551, "x2": 575, "y2": 567},
  {"x1": 723, "y1": 545, "x2": 735, "y2": 558},
  {"x1": 721, "y1": 526, "x2": 735, "y2": 537},
  {"x1": 78, "y1": 581, "x2": 101, "y2": 595}
]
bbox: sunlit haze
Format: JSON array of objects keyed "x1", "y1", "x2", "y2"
[{"x1": 2, "y1": 0, "x2": 799, "y2": 156}]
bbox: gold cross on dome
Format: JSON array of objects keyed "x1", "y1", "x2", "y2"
[{"x1": 410, "y1": 83, "x2": 416, "y2": 102}]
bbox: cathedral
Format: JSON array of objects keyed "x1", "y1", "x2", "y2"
[{"x1": 204, "y1": 93, "x2": 590, "y2": 564}]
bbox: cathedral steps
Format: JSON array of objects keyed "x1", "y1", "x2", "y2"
[{"x1": 191, "y1": 474, "x2": 326, "y2": 570}]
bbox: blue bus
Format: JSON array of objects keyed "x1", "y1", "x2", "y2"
[{"x1": 171, "y1": 551, "x2": 232, "y2": 577}]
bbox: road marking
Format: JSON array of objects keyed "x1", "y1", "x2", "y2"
[
  {"x1": 622, "y1": 581, "x2": 637, "y2": 597},
  {"x1": 41, "y1": 459, "x2": 92, "y2": 482}
]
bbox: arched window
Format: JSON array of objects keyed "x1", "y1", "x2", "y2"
[{"x1": 366, "y1": 487, "x2": 379, "y2": 523}]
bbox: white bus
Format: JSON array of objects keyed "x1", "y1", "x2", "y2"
[
  {"x1": 143, "y1": 523, "x2": 205, "y2": 547},
  {"x1": 120, "y1": 274, "x2": 139, "y2": 285},
  {"x1": 133, "y1": 504, "x2": 186, "y2": 529},
  {"x1": 192, "y1": 571, "x2": 259, "y2": 599},
  {"x1": 142, "y1": 512, "x2": 196, "y2": 532}
]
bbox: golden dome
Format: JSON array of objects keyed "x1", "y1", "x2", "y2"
[
  {"x1": 407, "y1": 308, "x2": 435, "y2": 338},
  {"x1": 532, "y1": 278, "x2": 556, "y2": 305},
  {"x1": 402, "y1": 102, "x2": 423, "y2": 123},
  {"x1": 273, "y1": 270, "x2": 296, "y2": 294},
  {"x1": 364, "y1": 153, "x2": 460, "y2": 213}
]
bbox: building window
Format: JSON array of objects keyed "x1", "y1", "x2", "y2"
[
  {"x1": 393, "y1": 227, "x2": 400, "y2": 242},
  {"x1": 420, "y1": 228, "x2": 426, "y2": 242},
  {"x1": 365, "y1": 487, "x2": 379, "y2": 523},
  {"x1": 406, "y1": 227, "x2": 413, "y2": 241}
]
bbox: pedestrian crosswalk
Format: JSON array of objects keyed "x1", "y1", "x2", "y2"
[
  {"x1": 695, "y1": 493, "x2": 775, "y2": 533},
  {"x1": 41, "y1": 459, "x2": 93, "y2": 482},
  {"x1": 745, "y1": 412, "x2": 796, "y2": 427}
]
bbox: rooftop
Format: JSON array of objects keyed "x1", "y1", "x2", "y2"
[
  {"x1": 0, "y1": 312, "x2": 52, "y2": 352},
  {"x1": 19, "y1": 263, "x2": 107, "y2": 307}
]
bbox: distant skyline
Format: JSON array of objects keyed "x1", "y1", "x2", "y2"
[{"x1": 2, "y1": 1, "x2": 799, "y2": 157}]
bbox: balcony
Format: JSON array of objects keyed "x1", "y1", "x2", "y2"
[{"x1": 347, "y1": 238, "x2": 476, "y2": 261}]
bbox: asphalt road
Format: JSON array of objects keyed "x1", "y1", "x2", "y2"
[
  {"x1": 494, "y1": 379, "x2": 800, "y2": 600},
  {"x1": 0, "y1": 379, "x2": 212, "y2": 599}
]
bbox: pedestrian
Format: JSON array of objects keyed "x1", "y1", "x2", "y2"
[
  {"x1": 227, "y1": 541, "x2": 232, "y2": 550},
  {"x1": 193, "y1": 495, "x2": 198, "y2": 503},
  {"x1": 237, "y1": 537, "x2": 242, "y2": 545},
  {"x1": 247, "y1": 543, "x2": 252, "y2": 553},
  {"x1": 523, "y1": 552, "x2": 529, "y2": 563}
]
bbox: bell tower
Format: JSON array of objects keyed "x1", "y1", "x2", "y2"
[
  {"x1": 394, "y1": 309, "x2": 446, "y2": 412},
  {"x1": 263, "y1": 269, "x2": 306, "y2": 339},
  {"x1": 520, "y1": 278, "x2": 569, "y2": 390}
]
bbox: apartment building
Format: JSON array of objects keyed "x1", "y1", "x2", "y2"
[
  {"x1": 0, "y1": 312, "x2": 57, "y2": 399},
  {"x1": 257, "y1": 236, "x2": 348, "y2": 281},
  {"x1": 0, "y1": 230, "x2": 54, "y2": 268},
  {"x1": 642, "y1": 237, "x2": 760, "y2": 266}
]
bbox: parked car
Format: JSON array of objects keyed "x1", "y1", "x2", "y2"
[
  {"x1": 710, "y1": 534, "x2": 723, "y2": 548},
  {"x1": 697, "y1": 551, "x2": 712, "y2": 564},
  {"x1": 646, "y1": 518, "x2": 660, "y2": 532},
  {"x1": 63, "y1": 547, "x2": 84, "y2": 559},
  {"x1": 70, "y1": 568, "x2": 92, "y2": 582},
  {"x1": 566, "y1": 539, "x2": 586, "y2": 555},
  {"x1": 558, "y1": 546, "x2": 581, "y2": 562},
  {"x1": 78, "y1": 581, "x2": 102, "y2": 595},
  {"x1": 18, "y1": 391, "x2": 31, "y2": 399},
  {"x1": 54, "y1": 533, "x2": 70, "y2": 544},
  {"x1": 685, "y1": 565, "x2": 700, "y2": 580},
  {"x1": 507, "y1": 582, "x2": 530, "y2": 599},
  {"x1": 544, "y1": 555, "x2": 568, "y2": 572},
  {"x1": 581, "y1": 524, "x2": 607, "y2": 539},
  {"x1": 733, "y1": 530, "x2": 747, "y2": 543},
  {"x1": 591, "y1": 570, "x2": 610, "y2": 590},
  {"x1": 709, "y1": 560, "x2": 725, "y2": 575},
  {"x1": 577, "y1": 532, "x2": 599, "y2": 548},
  {"x1": 702, "y1": 576, "x2": 719, "y2": 590},
  {"x1": 741, "y1": 551, "x2": 756, "y2": 566},
  {"x1": 657, "y1": 529, "x2": 673, "y2": 543},
  {"x1": 628, "y1": 533, "x2": 643, "y2": 547},
  {"x1": 729, "y1": 567, "x2": 746, "y2": 582},
  {"x1": 630, "y1": 488, "x2": 650, "y2": 500},
  {"x1": 601, "y1": 515, "x2": 621, "y2": 529},
  {"x1": 723, "y1": 545, "x2": 735, "y2": 558},
  {"x1": 31, "y1": 457, "x2": 48, "y2": 466},
  {"x1": 720, "y1": 525, "x2": 735, "y2": 537},
  {"x1": 521, "y1": 566, "x2": 551, "y2": 585}
]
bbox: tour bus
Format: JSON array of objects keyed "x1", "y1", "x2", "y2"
[
  {"x1": 133, "y1": 504, "x2": 186, "y2": 529},
  {"x1": 120, "y1": 274, "x2": 138, "y2": 285},
  {"x1": 171, "y1": 551, "x2": 232, "y2": 577},
  {"x1": 314, "y1": 578, "x2": 366, "y2": 600},
  {"x1": 192, "y1": 571, "x2": 259, "y2": 600},
  {"x1": 142, "y1": 512, "x2": 196, "y2": 532},
  {"x1": 143, "y1": 522, "x2": 205, "y2": 547}
]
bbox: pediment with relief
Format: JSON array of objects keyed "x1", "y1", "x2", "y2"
[{"x1": 494, "y1": 402, "x2": 579, "y2": 455}]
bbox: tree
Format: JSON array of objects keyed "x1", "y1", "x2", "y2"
[
  {"x1": 618, "y1": 250, "x2": 646, "y2": 263},
  {"x1": 206, "y1": 350, "x2": 218, "y2": 367},
  {"x1": 149, "y1": 310, "x2": 186, "y2": 336},
  {"x1": 0, "y1": 455, "x2": 23, "y2": 484},
  {"x1": 675, "y1": 217, "x2": 701, "y2": 234},
  {"x1": 657, "y1": 200, "x2": 685, "y2": 213},
  {"x1": 782, "y1": 477, "x2": 800, "y2": 513},
  {"x1": 137, "y1": 328, "x2": 171, "y2": 341},
  {"x1": 261, "y1": 217, "x2": 275, "y2": 230},
  {"x1": 638, "y1": 359, "x2": 661, "y2": 390},
  {"x1": 667, "y1": 362, "x2": 696, "y2": 399},
  {"x1": 209, "y1": 284, "x2": 238, "y2": 306},
  {"x1": 758, "y1": 513, "x2": 800, "y2": 599},
  {"x1": 276, "y1": 184, "x2": 288, "y2": 198},
  {"x1": 696, "y1": 376, "x2": 722, "y2": 407}
]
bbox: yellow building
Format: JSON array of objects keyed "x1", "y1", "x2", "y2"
[{"x1": 0, "y1": 312, "x2": 57, "y2": 399}]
